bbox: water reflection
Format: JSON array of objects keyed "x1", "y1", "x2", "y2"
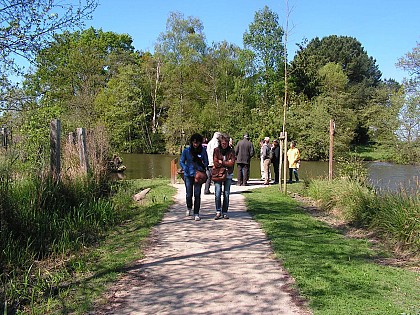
[{"x1": 119, "y1": 154, "x2": 419, "y2": 193}]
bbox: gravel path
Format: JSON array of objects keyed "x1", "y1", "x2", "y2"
[{"x1": 94, "y1": 180, "x2": 311, "y2": 315}]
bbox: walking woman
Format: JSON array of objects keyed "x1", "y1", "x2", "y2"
[
  {"x1": 213, "y1": 134, "x2": 235, "y2": 219},
  {"x1": 180, "y1": 133, "x2": 209, "y2": 221}
]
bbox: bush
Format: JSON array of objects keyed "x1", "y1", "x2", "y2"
[
  {"x1": 371, "y1": 191, "x2": 420, "y2": 251},
  {"x1": 304, "y1": 177, "x2": 419, "y2": 253}
]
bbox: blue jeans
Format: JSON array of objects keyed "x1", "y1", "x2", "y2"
[
  {"x1": 288, "y1": 168, "x2": 299, "y2": 182},
  {"x1": 214, "y1": 177, "x2": 232, "y2": 214},
  {"x1": 184, "y1": 176, "x2": 202, "y2": 214}
]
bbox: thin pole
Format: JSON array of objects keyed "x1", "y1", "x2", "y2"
[
  {"x1": 283, "y1": 132, "x2": 288, "y2": 193},
  {"x1": 329, "y1": 119, "x2": 334, "y2": 181}
]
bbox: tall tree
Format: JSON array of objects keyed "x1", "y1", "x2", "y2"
[
  {"x1": 395, "y1": 42, "x2": 420, "y2": 161},
  {"x1": 200, "y1": 41, "x2": 249, "y2": 135},
  {"x1": 290, "y1": 35, "x2": 381, "y2": 100},
  {"x1": 155, "y1": 12, "x2": 207, "y2": 152},
  {"x1": 24, "y1": 28, "x2": 135, "y2": 128},
  {"x1": 243, "y1": 5, "x2": 285, "y2": 109},
  {"x1": 290, "y1": 35, "x2": 383, "y2": 145}
]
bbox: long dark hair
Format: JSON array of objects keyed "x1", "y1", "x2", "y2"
[{"x1": 189, "y1": 133, "x2": 204, "y2": 166}]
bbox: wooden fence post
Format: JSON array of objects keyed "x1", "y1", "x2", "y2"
[
  {"x1": 170, "y1": 158, "x2": 178, "y2": 184},
  {"x1": 1, "y1": 127, "x2": 8, "y2": 149},
  {"x1": 50, "y1": 119, "x2": 61, "y2": 181},
  {"x1": 329, "y1": 119, "x2": 334, "y2": 181},
  {"x1": 77, "y1": 128, "x2": 89, "y2": 173}
]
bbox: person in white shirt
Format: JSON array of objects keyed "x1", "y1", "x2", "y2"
[{"x1": 204, "y1": 131, "x2": 221, "y2": 194}]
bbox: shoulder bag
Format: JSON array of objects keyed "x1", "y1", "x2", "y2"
[{"x1": 211, "y1": 166, "x2": 227, "y2": 182}]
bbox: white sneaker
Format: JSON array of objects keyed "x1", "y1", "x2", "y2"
[
  {"x1": 186, "y1": 208, "x2": 192, "y2": 216},
  {"x1": 194, "y1": 215, "x2": 201, "y2": 221}
]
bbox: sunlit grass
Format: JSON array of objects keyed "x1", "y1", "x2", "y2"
[
  {"x1": 1, "y1": 178, "x2": 176, "y2": 314},
  {"x1": 351, "y1": 144, "x2": 395, "y2": 161},
  {"x1": 245, "y1": 186, "x2": 420, "y2": 315},
  {"x1": 304, "y1": 178, "x2": 419, "y2": 252}
]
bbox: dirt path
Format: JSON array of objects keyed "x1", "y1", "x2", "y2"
[{"x1": 94, "y1": 180, "x2": 311, "y2": 315}]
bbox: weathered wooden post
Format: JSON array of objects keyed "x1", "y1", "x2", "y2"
[
  {"x1": 50, "y1": 119, "x2": 61, "y2": 181},
  {"x1": 329, "y1": 119, "x2": 334, "y2": 181},
  {"x1": 170, "y1": 158, "x2": 178, "y2": 184},
  {"x1": 1, "y1": 127, "x2": 7, "y2": 150},
  {"x1": 68, "y1": 132, "x2": 76, "y2": 145},
  {"x1": 77, "y1": 128, "x2": 89, "y2": 173}
]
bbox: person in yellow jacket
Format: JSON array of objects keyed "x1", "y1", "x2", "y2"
[{"x1": 287, "y1": 141, "x2": 300, "y2": 183}]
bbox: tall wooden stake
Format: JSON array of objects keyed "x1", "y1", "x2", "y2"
[
  {"x1": 50, "y1": 119, "x2": 61, "y2": 181},
  {"x1": 77, "y1": 128, "x2": 89, "y2": 174},
  {"x1": 329, "y1": 119, "x2": 334, "y2": 181},
  {"x1": 283, "y1": 132, "x2": 288, "y2": 192},
  {"x1": 279, "y1": 0, "x2": 291, "y2": 193}
]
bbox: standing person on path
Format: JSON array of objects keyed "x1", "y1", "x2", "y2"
[
  {"x1": 271, "y1": 139, "x2": 280, "y2": 184},
  {"x1": 180, "y1": 133, "x2": 209, "y2": 221},
  {"x1": 287, "y1": 141, "x2": 300, "y2": 183},
  {"x1": 259, "y1": 140, "x2": 265, "y2": 180},
  {"x1": 262, "y1": 137, "x2": 271, "y2": 185},
  {"x1": 213, "y1": 134, "x2": 235, "y2": 220},
  {"x1": 204, "y1": 131, "x2": 221, "y2": 195},
  {"x1": 235, "y1": 134, "x2": 254, "y2": 186}
]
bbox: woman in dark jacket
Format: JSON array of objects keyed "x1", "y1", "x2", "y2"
[
  {"x1": 213, "y1": 134, "x2": 235, "y2": 219},
  {"x1": 180, "y1": 133, "x2": 209, "y2": 221}
]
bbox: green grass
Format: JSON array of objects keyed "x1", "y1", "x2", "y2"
[
  {"x1": 351, "y1": 145, "x2": 395, "y2": 161},
  {"x1": 245, "y1": 186, "x2": 420, "y2": 315},
  {"x1": 2, "y1": 178, "x2": 176, "y2": 314},
  {"x1": 303, "y1": 178, "x2": 419, "y2": 252}
]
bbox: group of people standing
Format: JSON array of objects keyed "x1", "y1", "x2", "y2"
[
  {"x1": 259, "y1": 138, "x2": 300, "y2": 185},
  {"x1": 179, "y1": 132, "x2": 300, "y2": 222}
]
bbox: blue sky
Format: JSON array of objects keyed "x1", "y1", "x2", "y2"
[{"x1": 86, "y1": 0, "x2": 420, "y2": 82}]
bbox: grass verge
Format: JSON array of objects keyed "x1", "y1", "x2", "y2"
[
  {"x1": 245, "y1": 185, "x2": 420, "y2": 315},
  {"x1": 20, "y1": 178, "x2": 176, "y2": 314}
]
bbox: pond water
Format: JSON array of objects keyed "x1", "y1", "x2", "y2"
[{"x1": 118, "y1": 154, "x2": 419, "y2": 193}]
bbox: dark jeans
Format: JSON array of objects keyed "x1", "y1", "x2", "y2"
[
  {"x1": 273, "y1": 161, "x2": 279, "y2": 183},
  {"x1": 214, "y1": 177, "x2": 232, "y2": 214},
  {"x1": 184, "y1": 176, "x2": 202, "y2": 214},
  {"x1": 204, "y1": 166, "x2": 212, "y2": 193},
  {"x1": 237, "y1": 163, "x2": 249, "y2": 185},
  {"x1": 288, "y1": 168, "x2": 299, "y2": 182}
]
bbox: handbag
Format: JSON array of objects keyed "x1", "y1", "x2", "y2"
[
  {"x1": 194, "y1": 170, "x2": 208, "y2": 184},
  {"x1": 211, "y1": 166, "x2": 227, "y2": 182}
]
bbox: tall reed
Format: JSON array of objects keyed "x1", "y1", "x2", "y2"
[
  {"x1": 0, "y1": 126, "x2": 123, "y2": 313},
  {"x1": 305, "y1": 177, "x2": 419, "y2": 252}
]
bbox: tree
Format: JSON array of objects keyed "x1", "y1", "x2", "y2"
[
  {"x1": 396, "y1": 42, "x2": 420, "y2": 81},
  {"x1": 290, "y1": 35, "x2": 381, "y2": 100},
  {"x1": 290, "y1": 35, "x2": 383, "y2": 145},
  {"x1": 394, "y1": 42, "x2": 420, "y2": 163},
  {"x1": 199, "y1": 41, "x2": 251, "y2": 136},
  {"x1": 95, "y1": 63, "x2": 151, "y2": 153},
  {"x1": 1, "y1": 0, "x2": 98, "y2": 110},
  {"x1": 24, "y1": 28, "x2": 135, "y2": 128},
  {"x1": 155, "y1": 12, "x2": 207, "y2": 152},
  {"x1": 243, "y1": 6, "x2": 285, "y2": 109}
]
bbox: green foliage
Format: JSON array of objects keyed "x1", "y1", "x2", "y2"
[
  {"x1": 246, "y1": 186, "x2": 420, "y2": 314},
  {"x1": 305, "y1": 178, "x2": 419, "y2": 251},
  {"x1": 336, "y1": 155, "x2": 368, "y2": 183},
  {"x1": 371, "y1": 191, "x2": 420, "y2": 250},
  {"x1": 1, "y1": 0, "x2": 98, "y2": 107},
  {"x1": 243, "y1": 5, "x2": 285, "y2": 106},
  {"x1": 6, "y1": 9, "x2": 418, "y2": 161},
  {"x1": 0, "y1": 179, "x2": 175, "y2": 314},
  {"x1": 24, "y1": 28, "x2": 135, "y2": 129}
]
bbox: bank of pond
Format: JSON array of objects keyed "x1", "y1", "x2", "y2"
[{"x1": 119, "y1": 154, "x2": 419, "y2": 193}]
